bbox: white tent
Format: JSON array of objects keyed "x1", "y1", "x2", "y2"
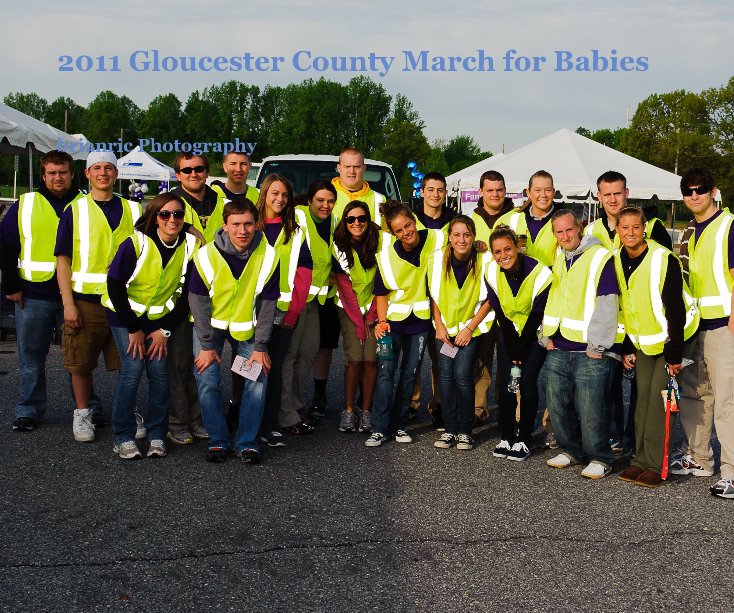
[
  {"x1": 448, "y1": 128, "x2": 698, "y2": 214},
  {"x1": 117, "y1": 146, "x2": 176, "y2": 181},
  {"x1": 0, "y1": 102, "x2": 89, "y2": 160}
]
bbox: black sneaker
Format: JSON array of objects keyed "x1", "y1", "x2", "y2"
[
  {"x1": 456, "y1": 433, "x2": 475, "y2": 451},
  {"x1": 205, "y1": 447, "x2": 228, "y2": 463},
  {"x1": 506, "y1": 441, "x2": 530, "y2": 461},
  {"x1": 259, "y1": 430, "x2": 286, "y2": 447},
  {"x1": 284, "y1": 421, "x2": 315, "y2": 435},
  {"x1": 308, "y1": 395, "x2": 328, "y2": 418},
  {"x1": 12, "y1": 417, "x2": 36, "y2": 431},
  {"x1": 91, "y1": 412, "x2": 107, "y2": 428},
  {"x1": 234, "y1": 448, "x2": 261, "y2": 464}
]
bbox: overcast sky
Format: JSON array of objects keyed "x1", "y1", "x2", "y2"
[{"x1": 2, "y1": 0, "x2": 732, "y2": 156}]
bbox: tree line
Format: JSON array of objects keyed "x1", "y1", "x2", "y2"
[{"x1": 2, "y1": 77, "x2": 489, "y2": 198}]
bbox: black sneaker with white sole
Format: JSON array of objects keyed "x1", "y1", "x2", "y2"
[
  {"x1": 259, "y1": 430, "x2": 286, "y2": 447},
  {"x1": 12, "y1": 417, "x2": 36, "y2": 431},
  {"x1": 506, "y1": 441, "x2": 530, "y2": 461}
]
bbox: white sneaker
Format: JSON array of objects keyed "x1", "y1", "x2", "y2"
[
  {"x1": 365, "y1": 432, "x2": 386, "y2": 447},
  {"x1": 547, "y1": 453, "x2": 575, "y2": 469},
  {"x1": 395, "y1": 429, "x2": 413, "y2": 444},
  {"x1": 73, "y1": 408, "x2": 95, "y2": 442},
  {"x1": 147, "y1": 439, "x2": 167, "y2": 458},
  {"x1": 113, "y1": 440, "x2": 142, "y2": 460},
  {"x1": 135, "y1": 412, "x2": 147, "y2": 440},
  {"x1": 581, "y1": 461, "x2": 611, "y2": 479}
]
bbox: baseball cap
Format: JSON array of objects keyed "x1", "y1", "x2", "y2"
[{"x1": 86, "y1": 151, "x2": 118, "y2": 169}]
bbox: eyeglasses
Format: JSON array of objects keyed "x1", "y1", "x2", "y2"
[
  {"x1": 157, "y1": 210, "x2": 185, "y2": 220},
  {"x1": 345, "y1": 215, "x2": 368, "y2": 224},
  {"x1": 178, "y1": 165, "x2": 207, "y2": 175},
  {"x1": 681, "y1": 186, "x2": 710, "y2": 197}
]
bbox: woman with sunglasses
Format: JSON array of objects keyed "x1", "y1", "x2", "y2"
[
  {"x1": 102, "y1": 193, "x2": 198, "y2": 459},
  {"x1": 366, "y1": 201, "x2": 444, "y2": 447},
  {"x1": 332, "y1": 201, "x2": 381, "y2": 433},
  {"x1": 485, "y1": 225, "x2": 552, "y2": 461},
  {"x1": 429, "y1": 216, "x2": 493, "y2": 451},
  {"x1": 255, "y1": 173, "x2": 312, "y2": 446}
]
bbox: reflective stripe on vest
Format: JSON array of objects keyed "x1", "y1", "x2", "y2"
[
  {"x1": 542, "y1": 245, "x2": 612, "y2": 343},
  {"x1": 70, "y1": 196, "x2": 141, "y2": 294},
  {"x1": 585, "y1": 217, "x2": 665, "y2": 250},
  {"x1": 485, "y1": 256, "x2": 552, "y2": 335},
  {"x1": 295, "y1": 206, "x2": 335, "y2": 303},
  {"x1": 689, "y1": 210, "x2": 734, "y2": 318},
  {"x1": 334, "y1": 242, "x2": 377, "y2": 314},
  {"x1": 497, "y1": 209, "x2": 557, "y2": 266},
  {"x1": 276, "y1": 226, "x2": 305, "y2": 310},
  {"x1": 428, "y1": 250, "x2": 494, "y2": 336},
  {"x1": 334, "y1": 188, "x2": 385, "y2": 228}
]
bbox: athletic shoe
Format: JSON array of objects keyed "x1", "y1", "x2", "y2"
[
  {"x1": 492, "y1": 439, "x2": 512, "y2": 458},
  {"x1": 234, "y1": 448, "x2": 261, "y2": 464},
  {"x1": 167, "y1": 430, "x2": 193, "y2": 445},
  {"x1": 338, "y1": 410, "x2": 357, "y2": 432},
  {"x1": 544, "y1": 432, "x2": 559, "y2": 450},
  {"x1": 113, "y1": 440, "x2": 142, "y2": 460},
  {"x1": 581, "y1": 461, "x2": 611, "y2": 479},
  {"x1": 506, "y1": 441, "x2": 530, "y2": 461},
  {"x1": 135, "y1": 412, "x2": 146, "y2": 440},
  {"x1": 191, "y1": 424, "x2": 210, "y2": 440},
  {"x1": 205, "y1": 447, "x2": 228, "y2": 463},
  {"x1": 309, "y1": 396, "x2": 328, "y2": 418},
  {"x1": 365, "y1": 432, "x2": 386, "y2": 447},
  {"x1": 284, "y1": 421, "x2": 314, "y2": 435},
  {"x1": 434, "y1": 433, "x2": 457, "y2": 449},
  {"x1": 12, "y1": 417, "x2": 36, "y2": 431},
  {"x1": 710, "y1": 478, "x2": 734, "y2": 499},
  {"x1": 91, "y1": 411, "x2": 107, "y2": 428},
  {"x1": 547, "y1": 453, "x2": 578, "y2": 469},
  {"x1": 259, "y1": 430, "x2": 286, "y2": 447},
  {"x1": 395, "y1": 429, "x2": 413, "y2": 444},
  {"x1": 358, "y1": 410, "x2": 372, "y2": 433},
  {"x1": 73, "y1": 408, "x2": 95, "y2": 442},
  {"x1": 146, "y1": 439, "x2": 167, "y2": 458},
  {"x1": 670, "y1": 454, "x2": 714, "y2": 477},
  {"x1": 456, "y1": 433, "x2": 475, "y2": 451}
]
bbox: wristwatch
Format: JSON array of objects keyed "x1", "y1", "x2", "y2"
[{"x1": 159, "y1": 328, "x2": 171, "y2": 338}]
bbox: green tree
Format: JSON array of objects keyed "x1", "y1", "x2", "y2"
[
  {"x1": 343, "y1": 76, "x2": 391, "y2": 155},
  {"x1": 46, "y1": 97, "x2": 86, "y2": 134},
  {"x1": 139, "y1": 93, "x2": 182, "y2": 147},
  {"x1": 442, "y1": 134, "x2": 485, "y2": 173},
  {"x1": 3, "y1": 92, "x2": 49, "y2": 121},
  {"x1": 375, "y1": 118, "x2": 431, "y2": 198},
  {"x1": 82, "y1": 90, "x2": 141, "y2": 143}
]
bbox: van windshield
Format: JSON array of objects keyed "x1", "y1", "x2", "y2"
[{"x1": 256, "y1": 160, "x2": 400, "y2": 201}]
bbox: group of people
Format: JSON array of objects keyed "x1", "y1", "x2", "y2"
[{"x1": 1, "y1": 145, "x2": 732, "y2": 500}]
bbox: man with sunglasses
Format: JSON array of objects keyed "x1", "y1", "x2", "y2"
[
  {"x1": 54, "y1": 151, "x2": 141, "y2": 442},
  {"x1": 164, "y1": 153, "x2": 224, "y2": 445},
  {"x1": 673, "y1": 168, "x2": 734, "y2": 499}
]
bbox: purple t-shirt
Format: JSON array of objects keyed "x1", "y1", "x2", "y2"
[
  {"x1": 524, "y1": 205, "x2": 556, "y2": 241},
  {"x1": 694, "y1": 209, "x2": 734, "y2": 331}
]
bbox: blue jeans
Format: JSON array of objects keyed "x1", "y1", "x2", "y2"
[
  {"x1": 372, "y1": 331, "x2": 427, "y2": 435},
  {"x1": 545, "y1": 350, "x2": 614, "y2": 465},
  {"x1": 110, "y1": 326, "x2": 169, "y2": 444},
  {"x1": 436, "y1": 336, "x2": 480, "y2": 434},
  {"x1": 15, "y1": 299, "x2": 62, "y2": 419},
  {"x1": 193, "y1": 331, "x2": 267, "y2": 452}
]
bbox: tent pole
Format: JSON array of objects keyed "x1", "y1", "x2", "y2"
[
  {"x1": 28, "y1": 145, "x2": 33, "y2": 192},
  {"x1": 13, "y1": 155, "x2": 18, "y2": 200}
]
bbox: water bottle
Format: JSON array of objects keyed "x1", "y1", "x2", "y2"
[
  {"x1": 376, "y1": 324, "x2": 393, "y2": 360},
  {"x1": 507, "y1": 365, "x2": 521, "y2": 393}
]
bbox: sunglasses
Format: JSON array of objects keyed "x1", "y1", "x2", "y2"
[
  {"x1": 178, "y1": 165, "x2": 207, "y2": 175},
  {"x1": 345, "y1": 215, "x2": 368, "y2": 224},
  {"x1": 157, "y1": 210, "x2": 185, "y2": 220},
  {"x1": 681, "y1": 186, "x2": 710, "y2": 197}
]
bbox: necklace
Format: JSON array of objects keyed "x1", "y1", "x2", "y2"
[{"x1": 157, "y1": 229, "x2": 178, "y2": 249}]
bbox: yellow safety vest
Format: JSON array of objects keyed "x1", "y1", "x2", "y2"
[
  {"x1": 584, "y1": 217, "x2": 667, "y2": 250},
  {"x1": 295, "y1": 206, "x2": 337, "y2": 304},
  {"x1": 192, "y1": 237, "x2": 278, "y2": 341},
  {"x1": 17, "y1": 191, "x2": 82, "y2": 281},
  {"x1": 496, "y1": 208, "x2": 557, "y2": 266},
  {"x1": 332, "y1": 179, "x2": 385, "y2": 228},
  {"x1": 377, "y1": 229, "x2": 443, "y2": 321},
  {"x1": 427, "y1": 250, "x2": 494, "y2": 336},
  {"x1": 333, "y1": 239, "x2": 379, "y2": 314},
  {"x1": 272, "y1": 226, "x2": 307, "y2": 312},
  {"x1": 613, "y1": 243, "x2": 699, "y2": 355},
  {"x1": 102, "y1": 231, "x2": 197, "y2": 319},
  {"x1": 485, "y1": 256, "x2": 552, "y2": 335},
  {"x1": 70, "y1": 196, "x2": 141, "y2": 295},
  {"x1": 688, "y1": 209, "x2": 734, "y2": 320}
]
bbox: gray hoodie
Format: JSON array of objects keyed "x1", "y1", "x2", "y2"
[
  {"x1": 539, "y1": 234, "x2": 620, "y2": 358},
  {"x1": 189, "y1": 228, "x2": 276, "y2": 352}
]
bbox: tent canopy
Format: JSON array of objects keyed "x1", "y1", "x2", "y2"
[
  {"x1": 117, "y1": 146, "x2": 176, "y2": 181},
  {"x1": 0, "y1": 102, "x2": 89, "y2": 160},
  {"x1": 447, "y1": 128, "x2": 691, "y2": 203}
]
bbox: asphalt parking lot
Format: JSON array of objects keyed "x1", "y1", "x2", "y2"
[{"x1": 1, "y1": 338, "x2": 732, "y2": 612}]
